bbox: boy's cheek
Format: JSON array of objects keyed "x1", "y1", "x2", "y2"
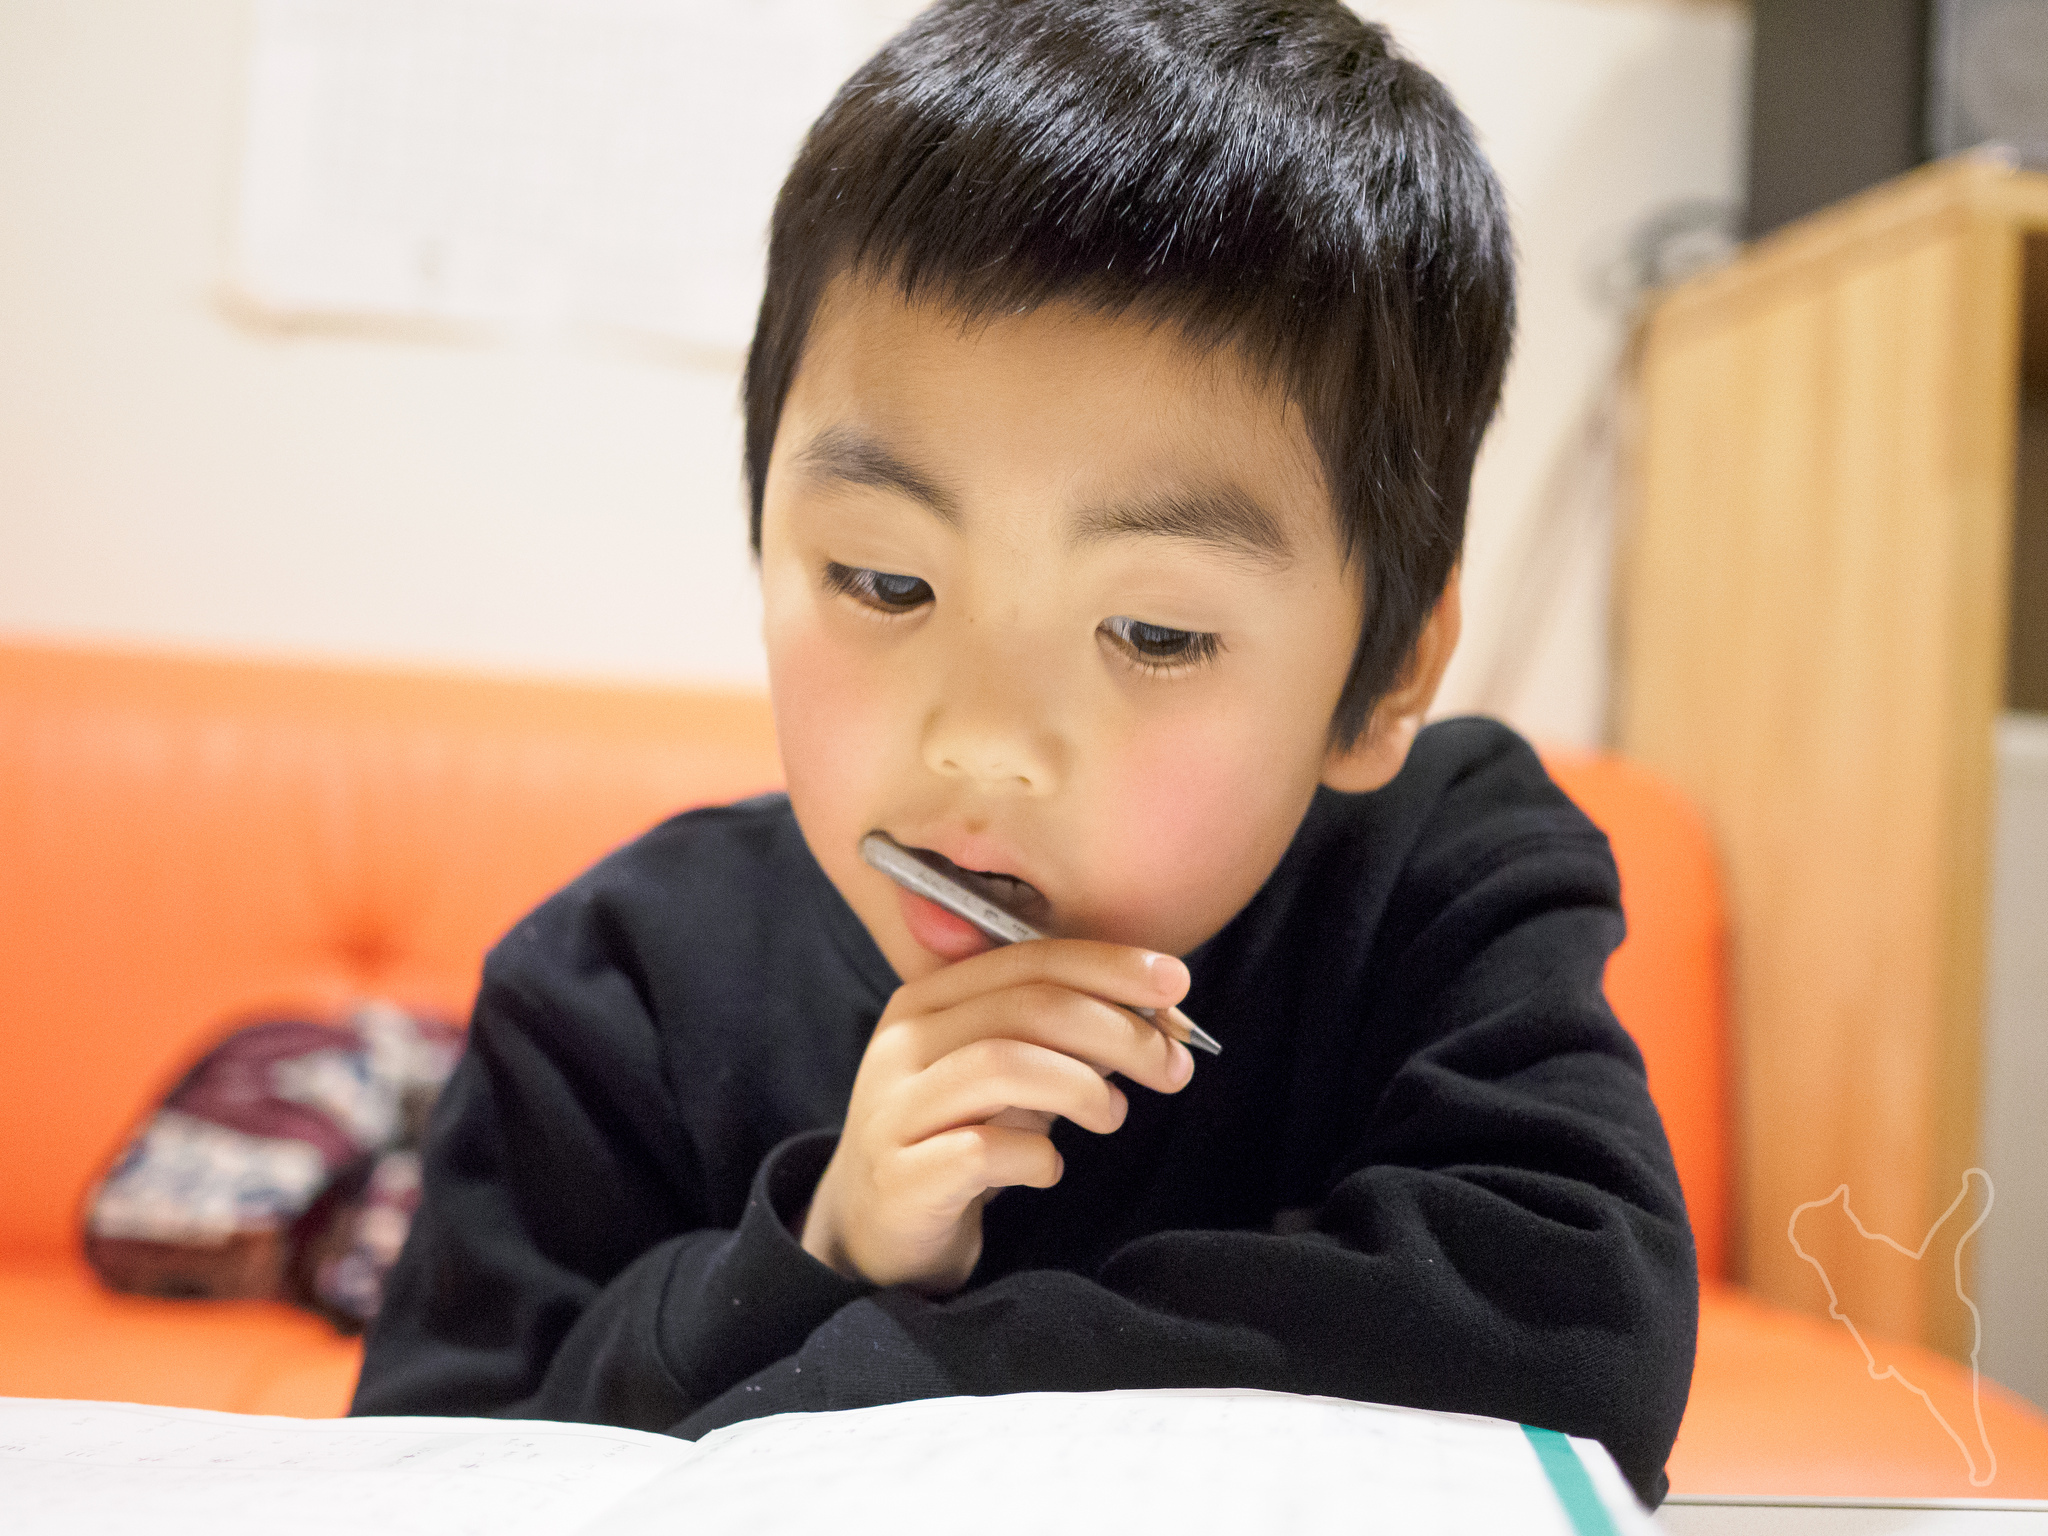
[
  {"x1": 767, "y1": 619, "x2": 900, "y2": 831},
  {"x1": 779, "y1": 643, "x2": 887, "y2": 754},
  {"x1": 1079, "y1": 709, "x2": 1310, "y2": 951}
]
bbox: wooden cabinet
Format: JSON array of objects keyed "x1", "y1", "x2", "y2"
[{"x1": 1619, "y1": 156, "x2": 2048, "y2": 1358}]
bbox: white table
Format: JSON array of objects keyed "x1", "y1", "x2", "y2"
[{"x1": 1658, "y1": 1497, "x2": 2048, "y2": 1533}]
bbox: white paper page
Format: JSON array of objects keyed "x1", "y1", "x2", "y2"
[
  {"x1": 0, "y1": 1398, "x2": 691, "y2": 1536},
  {"x1": 588, "y1": 1388, "x2": 1659, "y2": 1536}
]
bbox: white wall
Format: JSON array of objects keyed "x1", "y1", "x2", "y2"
[
  {"x1": 0, "y1": 0, "x2": 1749, "y2": 746},
  {"x1": 1396, "y1": 0, "x2": 1749, "y2": 740},
  {"x1": 1980, "y1": 714, "x2": 2048, "y2": 1414}
]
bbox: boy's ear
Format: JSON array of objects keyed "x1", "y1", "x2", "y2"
[{"x1": 1320, "y1": 571, "x2": 1463, "y2": 795}]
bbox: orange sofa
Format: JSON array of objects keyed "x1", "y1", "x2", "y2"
[{"x1": 3, "y1": 640, "x2": 2045, "y2": 1499}]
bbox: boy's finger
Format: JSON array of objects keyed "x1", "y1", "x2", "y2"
[
  {"x1": 888, "y1": 1036, "x2": 1130, "y2": 1143},
  {"x1": 986, "y1": 1105, "x2": 1058, "y2": 1135},
  {"x1": 908, "y1": 981, "x2": 1191, "y2": 1095},
  {"x1": 894, "y1": 1123, "x2": 1065, "y2": 1207},
  {"x1": 892, "y1": 937, "x2": 1189, "y2": 1018}
]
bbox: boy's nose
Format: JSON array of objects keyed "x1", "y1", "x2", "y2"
[
  {"x1": 924, "y1": 738, "x2": 1056, "y2": 793},
  {"x1": 922, "y1": 715, "x2": 1062, "y2": 794},
  {"x1": 920, "y1": 663, "x2": 1064, "y2": 796}
]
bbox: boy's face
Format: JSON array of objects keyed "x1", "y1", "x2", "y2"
[{"x1": 758, "y1": 277, "x2": 1430, "y2": 983}]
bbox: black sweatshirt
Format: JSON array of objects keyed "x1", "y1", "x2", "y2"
[{"x1": 353, "y1": 718, "x2": 1697, "y2": 1506}]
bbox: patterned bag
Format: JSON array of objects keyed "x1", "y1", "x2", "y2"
[{"x1": 84, "y1": 1001, "x2": 460, "y2": 1330}]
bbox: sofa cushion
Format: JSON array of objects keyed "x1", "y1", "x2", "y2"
[
  {"x1": 1542, "y1": 751, "x2": 1731, "y2": 1283},
  {"x1": 1671, "y1": 1281, "x2": 2048, "y2": 1497},
  {"x1": 0, "y1": 1257, "x2": 361, "y2": 1417},
  {"x1": 0, "y1": 645, "x2": 784, "y2": 1260}
]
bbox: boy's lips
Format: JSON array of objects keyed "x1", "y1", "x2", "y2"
[
  {"x1": 884, "y1": 840, "x2": 1053, "y2": 960},
  {"x1": 900, "y1": 844, "x2": 1051, "y2": 922},
  {"x1": 896, "y1": 887, "x2": 1001, "y2": 961}
]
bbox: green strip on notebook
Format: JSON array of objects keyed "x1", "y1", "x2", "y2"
[{"x1": 1522, "y1": 1424, "x2": 1623, "y2": 1536}]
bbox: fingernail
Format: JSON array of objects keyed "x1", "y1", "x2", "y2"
[
  {"x1": 1146, "y1": 952, "x2": 1190, "y2": 993},
  {"x1": 1169, "y1": 1040, "x2": 1194, "y2": 1086}
]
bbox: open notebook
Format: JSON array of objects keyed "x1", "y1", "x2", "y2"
[{"x1": 3, "y1": 1388, "x2": 1655, "y2": 1535}]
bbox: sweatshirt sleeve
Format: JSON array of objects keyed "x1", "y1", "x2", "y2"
[
  {"x1": 350, "y1": 914, "x2": 875, "y2": 1430},
  {"x1": 668, "y1": 756, "x2": 1697, "y2": 1508}
]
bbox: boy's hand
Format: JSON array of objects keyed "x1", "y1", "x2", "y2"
[{"x1": 799, "y1": 941, "x2": 1195, "y2": 1294}]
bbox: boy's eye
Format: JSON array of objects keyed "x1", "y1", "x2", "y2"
[
  {"x1": 1100, "y1": 615, "x2": 1222, "y2": 671},
  {"x1": 824, "y1": 562, "x2": 934, "y2": 614}
]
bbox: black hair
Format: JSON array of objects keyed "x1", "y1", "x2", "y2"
[{"x1": 744, "y1": 0, "x2": 1514, "y2": 747}]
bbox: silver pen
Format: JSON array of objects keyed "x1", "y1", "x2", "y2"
[{"x1": 859, "y1": 831, "x2": 1222, "y2": 1056}]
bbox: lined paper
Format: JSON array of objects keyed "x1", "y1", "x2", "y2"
[
  {"x1": 1, "y1": 1400, "x2": 684, "y2": 1535},
  {"x1": 4, "y1": 1389, "x2": 1656, "y2": 1535}
]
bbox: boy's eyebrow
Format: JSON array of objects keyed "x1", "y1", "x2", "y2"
[
  {"x1": 792, "y1": 428, "x2": 1291, "y2": 565},
  {"x1": 1070, "y1": 484, "x2": 1293, "y2": 566},
  {"x1": 792, "y1": 428, "x2": 960, "y2": 523}
]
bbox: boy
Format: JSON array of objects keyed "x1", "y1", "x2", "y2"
[{"x1": 354, "y1": 0, "x2": 1697, "y2": 1506}]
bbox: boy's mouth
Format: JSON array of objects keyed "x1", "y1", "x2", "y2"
[
  {"x1": 896, "y1": 843, "x2": 1052, "y2": 927},
  {"x1": 861, "y1": 829, "x2": 1059, "y2": 962},
  {"x1": 863, "y1": 832, "x2": 1057, "y2": 961}
]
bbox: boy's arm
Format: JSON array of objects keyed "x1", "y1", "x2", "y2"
[
  {"x1": 666, "y1": 791, "x2": 1696, "y2": 1508},
  {"x1": 351, "y1": 908, "x2": 877, "y2": 1429}
]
